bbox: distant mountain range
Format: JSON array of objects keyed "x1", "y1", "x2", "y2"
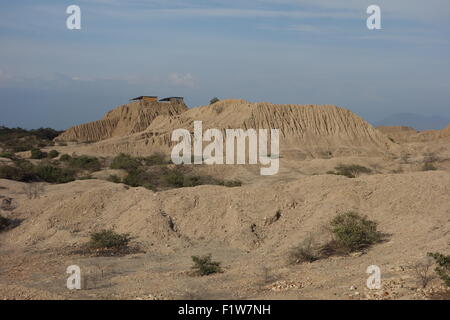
[{"x1": 374, "y1": 113, "x2": 450, "y2": 131}]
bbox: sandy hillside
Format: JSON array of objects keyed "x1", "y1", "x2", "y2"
[
  {"x1": 0, "y1": 170, "x2": 449, "y2": 300},
  {"x1": 53, "y1": 100, "x2": 399, "y2": 158}
]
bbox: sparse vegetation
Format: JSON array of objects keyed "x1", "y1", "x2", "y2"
[
  {"x1": 110, "y1": 154, "x2": 242, "y2": 191},
  {"x1": 220, "y1": 180, "x2": 242, "y2": 187},
  {"x1": 422, "y1": 152, "x2": 438, "y2": 171},
  {"x1": 0, "y1": 214, "x2": 20, "y2": 232},
  {"x1": 122, "y1": 169, "x2": 151, "y2": 187},
  {"x1": 209, "y1": 97, "x2": 220, "y2": 105},
  {"x1": 422, "y1": 162, "x2": 437, "y2": 171},
  {"x1": 400, "y1": 152, "x2": 410, "y2": 164},
  {"x1": 67, "y1": 155, "x2": 101, "y2": 172},
  {"x1": 89, "y1": 229, "x2": 131, "y2": 249},
  {"x1": 323, "y1": 211, "x2": 384, "y2": 255},
  {"x1": 0, "y1": 215, "x2": 10, "y2": 231},
  {"x1": 191, "y1": 254, "x2": 222, "y2": 276},
  {"x1": 107, "y1": 174, "x2": 121, "y2": 183},
  {"x1": 59, "y1": 154, "x2": 71, "y2": 162},
  {"x1": 0, "y1": 152, "x2": 15, "y2": 159},
  {"x1": 428, "y1": 252, "x2": 450, "y2": 287},
  {"x1": 76, "y1": 229, "x2": 139, "y2": 257},
  {"x1": 330, "y1": 211, "x2": 383, "y2": 251},
  {"x1": 289, "y1": 235, "x2": 319, "y2": 264},
  {"x1": 413, "y1": 257, "x2": 435, "y2": 289},
  {"x1": 0, "y1": 126, "x2": 61, "y2": 152},
  {"x1": 141, "y1": 152, "x2": 168, "y2": 166},
  {"x1": 0, "y1": 161, "x2": 37, "y2": 182},
  {"x1": 22, "y1": 183, "x2": 45, "y2": 199},
  {"x1": 423, "y1": 152, "x2": 439, "y2": 163},
  {"x1": 30, "y1": 148, "x2": 47, "y2": 159},
  {"x1": 47, "y1": 150, "x2": 59, "y2": 159},
  {"x1": 110, "y1": 153, "x2": 140, "y2": 171},
  {"x1": 0, "y1": 155, "x2": 102, "y2": 183},
  {"x1": 34, "y1": 164, "x2": 76, "y2": 183},
  {"x1": 328, "y1": 165, "x2": 372, "y2": 178}
]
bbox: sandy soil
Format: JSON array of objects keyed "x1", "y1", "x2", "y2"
[{"x1": 1, "y1": 166, "x2": 449, "y2": 300}]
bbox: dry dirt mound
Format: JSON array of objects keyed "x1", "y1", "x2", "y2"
[
  {"x1": 378, "y1": 125, "x2": 450, "y2": 143},
  {"x1": 1, "y1": 170, "x2": 448, "y2": 257},
  {"x1": 82, "y1": 100, "x2": 399, "y2": 158},
  {"x1": 56, "y1": 100, "x2": 188, "y2": 142},
  {"x1": 377, "y1": 126, "x2": 418, "y2": 143}
]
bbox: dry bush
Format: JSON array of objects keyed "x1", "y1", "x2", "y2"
[
  {"x1": 329, "y1": 165, "x2": 372, "y2": 178},
  {"x1": 288, "y1": 235, "x2": 319, "y2": 264},
  {"x1": 0, "y1": 197, "x2": 16, "y2": 211},
  {"x1": 400, "y1": 152, "x2": 410, "y2": 164},
  {"x1": 22, "y1": 183, "x2": 45, "y2": 199},
  {"x1": 413, "y1": 257, "x2": 435, "y2": 289}
]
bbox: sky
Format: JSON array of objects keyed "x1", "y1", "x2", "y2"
[{"x1": 0, "y1": 0, "x2": 449, "y2": 130}]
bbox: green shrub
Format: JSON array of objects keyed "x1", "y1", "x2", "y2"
[
  {"x1": 60, "y1": 154, "x2": 71, "y2": 162},
  {"x1": 110, "y1": 153, "x2": 140, "y2": 172},
  {"x1": 0, "y1": 163, "x2": 37, "y2": 182},
  {"x1": 142, "y1": 152, "x2": 167, "y2": 166},
  {"x1": 88, "y1": 229, "x2": 131, "y2": 249},
  {"x1": 34, "y1": 164, "x2": 76, "y2": 183},
  {"x1": 107, "y1": 174, "x2": 121, "y2": 183},
  {"x1": 327, "y1": 211, "x2": 383, "y2": 253},
  {"x1": 0, "y1": 126, "x2": 62, "y2": 153},
  {"x1": 142, "y1": 183, "x2": 156, "y2": 191},
  {"x1": 122, "y1": 169, "x2": 151, "y2": 187},
  {"x1": 428, "y1": 252, "x2": 450, "y2": 287},
  {"x1": 164, "y1": 169, "x2": 185, "y2": 188},
  {"x1": 78, "y1": 175, "x2": 93, "y2": 180},
  {"x1": 221, "y1": 180, "x2": 242, "y2": 187},
  {"x1": 191, "y1": 254, "x2": 222, "y2": 276},
  {"x1": 30, "y1": 148, "x2": 47, "y2": 159},
  {"x1": 0, "y1": 152, "x2": 14, "y2": 159},
  {"x1": 332, "y1": 165, "x2": 372, "y2": 178},
  {"x1": 182, "y1": 175, "x2": 203, "y2": 187},
  {"x1": 47, "y1": 150, "x2": 59, "y2": 159},
  {"x1": 68, "y1": 155, "x2": 101, "y2": 171},
  {"x1": 209, "y1": 97, "x2": 220, "y2": 105}
]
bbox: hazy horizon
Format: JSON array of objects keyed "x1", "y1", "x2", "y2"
[{"x1": 1, "y1": 0, "x2": 449, "y2": 130}]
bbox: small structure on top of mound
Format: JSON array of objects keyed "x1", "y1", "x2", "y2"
[
  {"x1": 159, "y1": 97, "x2": 184, "y2": 103},
  {"x1": 130, "y1": 96, "x2": 158, "y2": 102}
]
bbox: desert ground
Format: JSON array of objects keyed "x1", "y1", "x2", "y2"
[{"x1": 0, "y1": 99, "x2": 449, "y2": 300}]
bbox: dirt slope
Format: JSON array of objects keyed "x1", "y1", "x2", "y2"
[
  {"x1": 56, "y1": 100, "x2": 188, "y2": 142},
  {"x1": 2, "y1": 171, "x2": 448, "y2": 254},
  {"x1": 0, "y1": 171, "x2": 449, "y2": 299}
]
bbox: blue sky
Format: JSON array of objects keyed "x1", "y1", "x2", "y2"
[{"x1": 0, "y1": 0, "x2": 449, "y2": 129}]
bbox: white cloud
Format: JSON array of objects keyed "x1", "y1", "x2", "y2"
[{"x1": 168, "y1": 72, "x2": 197, "y2": 88}]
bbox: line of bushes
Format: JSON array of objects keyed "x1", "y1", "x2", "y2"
[
  {"x1": 108, "y1": 153, "x2": 241, "y2": 191},
  {"x1": 0, "y1": 154, "x2": 102, "y2": 184},
  {"x1": 0, "y1": 126, "x2": 61, "y2": 152}
]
